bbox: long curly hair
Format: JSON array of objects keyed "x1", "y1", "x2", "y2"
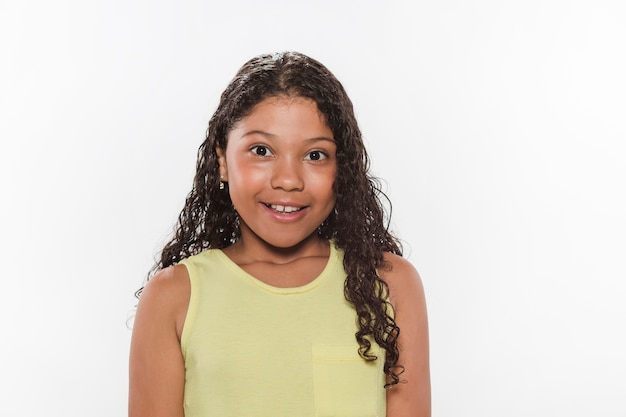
[{"x1": 147, "y1": 51, "x2": 404, "y2": 387}]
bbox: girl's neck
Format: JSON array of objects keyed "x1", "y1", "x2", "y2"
[{"x1": 223, "y1": 233, "x2": 330, "y2": 267}]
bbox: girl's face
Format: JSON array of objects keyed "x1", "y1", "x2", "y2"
[{"x1": 218, "y1": 96, "x2": 337, "y2": 250}]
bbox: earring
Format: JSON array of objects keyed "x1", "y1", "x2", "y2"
[{"x1": 219, "y1": 175, "x2": 225, "y2": 190}]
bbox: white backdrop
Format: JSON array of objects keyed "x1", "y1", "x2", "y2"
[{"x1": 1, "y1": 0, "x2": 625, "y2": 416}]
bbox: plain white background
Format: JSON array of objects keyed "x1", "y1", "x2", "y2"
[{"x1": 1, "y1": 0, "x2": 625, "y2": 416}]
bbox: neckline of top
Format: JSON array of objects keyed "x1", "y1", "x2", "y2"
[{"x1": 214, "y1": 241, "x2": 339, "y2": 295}]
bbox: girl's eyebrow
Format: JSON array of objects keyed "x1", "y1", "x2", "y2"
[
  {"x1": 241, "y1": 130, "x2": 277, "y2": 139},
  {"x1": 241, "y1": 130, "x2": 335, "y2": 143},
  {"x1": 305, "y1": 137, "x2": 336, "y2": 144}
]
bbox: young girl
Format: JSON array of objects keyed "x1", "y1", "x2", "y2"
[{"x1": 129, "y1": 51, "x2": 430, "y2": 417}]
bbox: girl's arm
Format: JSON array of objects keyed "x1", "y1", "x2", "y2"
[
  {"x1": 382, "y1": 253, "x2": 431, "y2": 417},
  {"x1": 128, "y1": 265, "x2": 190, "y2": 417}
]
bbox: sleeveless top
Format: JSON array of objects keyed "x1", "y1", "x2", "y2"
[{"x1": 179, "y1": 242, "x2": 387, "y2": 417}]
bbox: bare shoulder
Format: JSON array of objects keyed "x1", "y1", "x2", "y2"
[
  {"x1": 380, "y1": 252, "x2": 431, "y2": 417},
  {"x1": 135, "y1": 264, "x2": 191, "y2": 338},
  {"x1": 140, "y1": 264, "x2": 190, "y2": 303},
  {"x1": 379, "y1": 252, "x2": 425, "y2": 310},
  {"x1": 129, "y1": 264, "x2": 190, "y2": 417}
]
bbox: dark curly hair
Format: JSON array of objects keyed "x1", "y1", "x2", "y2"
[{"x1": 146, "y1": 51, "x2": 405, "y2": 387}]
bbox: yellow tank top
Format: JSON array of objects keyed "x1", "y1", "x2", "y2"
[{"x1": 179, "y1": 241, "x2": 387, "y2": 417}]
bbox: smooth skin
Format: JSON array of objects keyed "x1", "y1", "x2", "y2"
[{"x1": 128, "y1": 96, "x2": 430, "y2": 417}]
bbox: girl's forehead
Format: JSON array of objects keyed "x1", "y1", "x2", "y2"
[
  {"x1": 231, "y1": 96, "x2": 330, "y2": 133},
  {"x1": 251, "y1": 95, "x2": 320, "y2": 113}
]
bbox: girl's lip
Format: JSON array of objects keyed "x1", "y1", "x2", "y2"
[
  {"x1": 266, "y1": 203, "x2": 305, "y2": 213},
  {"x1": 263, "y1": 201, "x2": 307, "y2": 209},
  {"x1": 262, "y1": 203, "x2": 308, "y2": 221}
]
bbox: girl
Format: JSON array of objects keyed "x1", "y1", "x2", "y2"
[{"x1": 129, "y1": 51, "x2": 430, "y2": 417}]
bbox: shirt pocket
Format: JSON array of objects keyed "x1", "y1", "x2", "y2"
[{"x1": 312, "y1": 344, "x2": 386, "y2": 417}]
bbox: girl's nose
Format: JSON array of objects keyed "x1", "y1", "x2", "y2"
[{"x1": 270, "y1": 157, "x2": 304, "y2": 191}]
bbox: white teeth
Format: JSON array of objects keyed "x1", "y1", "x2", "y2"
[{"x1": 270, "y1": 204, "x2": 301, "y2": 213}]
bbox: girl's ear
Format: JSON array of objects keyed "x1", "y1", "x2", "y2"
[{"x1": 215, "y1": 147, "x2": 228, "y2": 182}]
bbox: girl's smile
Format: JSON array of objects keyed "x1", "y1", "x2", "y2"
[
  {"x1": 130, "y1": 53, "x2": 429, "y2": 416},
  {"x1": 217, "y1": 95, "x2": 337, "y2": 250}
]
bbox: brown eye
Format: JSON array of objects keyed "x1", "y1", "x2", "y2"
[
  {"x1": 305, "y1": 150, "x2": 326, "y2": 161},
  {"x1": 251, "y1": 146, "x2": 271, "y2": 156}
]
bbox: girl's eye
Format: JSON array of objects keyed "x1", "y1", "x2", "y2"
[
  {"x1": 305, "y1": 150, "x2": 327, "y2": 161},
  {"x1": 251, "y1": 145, "x2": 272, "y2": 157}
]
